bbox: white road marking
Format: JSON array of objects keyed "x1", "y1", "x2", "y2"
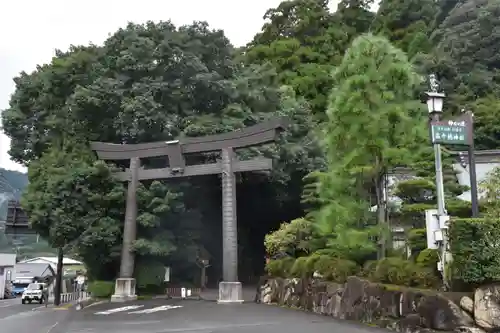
[
  {"x1": 128, "y1": 305, "x2": 182, "y2": 314},
  {"x1": 46, "y1": 321, "x2": 59, "y2": 333},
  {"x1": 94, "y1": 305, "x2": 143, "y2": 315}
]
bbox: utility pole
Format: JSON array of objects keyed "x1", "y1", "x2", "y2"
[
  {"x1": 457, "y1": 110, "x2": 479, "y2": 218},
  {"x1": 466, "y1": 111, "x2": 479, "y2": 218},
  {"x1": 426, "y1": 74, "x2": 449, "y2": 289}
]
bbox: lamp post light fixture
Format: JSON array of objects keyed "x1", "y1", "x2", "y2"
[
  {"x1": 426, "y1": 92, "x2": 445, "y2": 114},
  {"x1": 426, "y1": 74, "x2": 449, "y2": 290}
]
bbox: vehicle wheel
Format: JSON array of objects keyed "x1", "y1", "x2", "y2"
[
  {"x1": 21, "y1": 299, "x2": 25, "y2": 304},
  {"x1": 39, "y1": 297, "x2": 44, "y2": 304}
]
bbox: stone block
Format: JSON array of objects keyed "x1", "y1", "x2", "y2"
[
  {"x1": 110, "y1": 278, "x2": 137, "y2": 303},
  {"x1": 218, "y1": 281, "x2": 243, "y2": 304}
]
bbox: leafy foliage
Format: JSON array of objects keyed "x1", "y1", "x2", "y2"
[
  {"x1": 449, "y1": 218, "x2": 500, "y2": 285},
  {"x1": 264, "y1": 218, "x2": 313, "y2": 257},
  {"x1": 316, "y1": 33, "x2": 426, "y2": 259},
  {"x1": 21, "y1": 142, "x2": 125, "y2": 279},
  {"x1": 479, "y1": 166, "x2": 500, "y2": 217}
]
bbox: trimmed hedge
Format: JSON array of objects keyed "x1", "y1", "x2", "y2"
[
  {"x1": 266, "y1": 255, "x2": 438, "y2": 288},
  {"x1": 449, "y1": 218, "x2": 500, "y2": 285},
  {"x1": 367, "y1": 257, "x2": 439, "y2": 288},
  {"x1": 88, "y1": 280, "x2": 115, "y2": 298}
]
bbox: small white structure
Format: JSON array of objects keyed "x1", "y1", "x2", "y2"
[
  {"x1": 18, "y1": 256, "x2": 82, "y2": 268},
  {"x1": 0, "y1": 253, "x2": 16, "y2": 299}
]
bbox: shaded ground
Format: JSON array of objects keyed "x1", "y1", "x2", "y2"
[{"x1": 55, "y1": 299, "x2": 389, "y2": 333}]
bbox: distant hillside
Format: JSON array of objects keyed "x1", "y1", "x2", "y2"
[
  {"x1": 0, "y1": 167, "x2": 28, "y2": 219},
  {"x1": 0, "y1": 168, "x2": 55, "y2": 257},
  {"x1": 0, "y1": 167, "x2": 28, "y2": 196}
]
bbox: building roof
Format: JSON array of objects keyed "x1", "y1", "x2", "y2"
[
  {"x1": 15, "y1": 263, "x2": 54, "y2": 278},
  {"x1": 451, "y1": 149, "x2": 500, "y2": 164},
  {"x1": 18, "y1": 257, "x2": 83, "y2": 265},
  {"x1": 0, "y1": 253, "x2": 16, "y2": 266}
]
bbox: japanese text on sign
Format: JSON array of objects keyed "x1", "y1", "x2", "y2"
[{"x1": 431, "y1": 120, "x2": 469, "y2": 145}]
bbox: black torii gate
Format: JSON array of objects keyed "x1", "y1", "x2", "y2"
[{"x1": 91, "y1": 117, "x2": 287, "y2": 303}]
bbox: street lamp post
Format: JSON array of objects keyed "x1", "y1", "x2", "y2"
[{"x1": 426, "y1": 74, "x2": 449, "y2": 289}]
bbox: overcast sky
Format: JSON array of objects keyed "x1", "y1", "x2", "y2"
[{"x1": 0, "y1": 0, "x2": 378, "y2": 173}]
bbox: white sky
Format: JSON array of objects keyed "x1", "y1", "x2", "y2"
[{"x1": 0, "y1": 0, "x2": 378, "y2": 173}]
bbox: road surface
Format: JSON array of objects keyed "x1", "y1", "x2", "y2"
[
  {"x1": 52, "y1": 299, "x2": 388, "y2": 333},
  {"x1": 0, "y1": 297, "x2": 67, "y2": 332}
]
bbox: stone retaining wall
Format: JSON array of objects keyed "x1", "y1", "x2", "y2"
[{"x1": 256, "y1": 276, "x2": 496, "y2": 333}]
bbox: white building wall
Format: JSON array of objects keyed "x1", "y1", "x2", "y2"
[
  {"x1": 453, "y1": 162, "x2": 500, "y2": 201},
  {"x1": 0, "y1": 268, "x2": 6, "y2": 299}
]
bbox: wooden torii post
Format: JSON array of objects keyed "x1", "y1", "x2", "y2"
[{"x1": 91, "y1": 117, "x2": 287, "y2": 303}]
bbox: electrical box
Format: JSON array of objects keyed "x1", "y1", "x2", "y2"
[
  {"x1": 439, "y1": 215, "x2": 450, "y2": 229},
  {"x1": 434, "y1": 230, "x2": 443, "y2": 242},
  {"x1": 425, "y1": 209, "x2": 440, "y2": 249},
  {"x1": 437, "y1": 261, "x2": 443, "y2": 272}
]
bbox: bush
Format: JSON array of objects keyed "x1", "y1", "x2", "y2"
[
  {"x1": 412, "y1": 266, "x2": 440, "y2": 289},
  {"x1": 449, "y1": 218, "x2": 500, "y2": 286},
  {"x1": 313, "y1": 255, "x2": 359, "y2": 283},
  {"x1": 416, "y1": 248, "x2": 438, "y2": 269},
  {"x1": 408, "y1": 228, "x2": 427, "y2": 253},
  {"x1": 371, "y1": 258, "x2": 413, "y2": 286},
  {"x1": 266, "y1": 257, "x2": 295, "y2": 278},
  {"x1": 290, "y1": 256, "x2": 318, "y2": 278},
  {"x1": 370, "y1": 257, "x2": 440, "y2": 288},
  {"x1": 361, "y1": 260, "x2": 378, "y2": 277},
  {"x1": 88, "y1": 280, "x2": 115, "y2": 298},
  {"x1": 264, "y1": 218, "x2": 313, "y2": 257}
]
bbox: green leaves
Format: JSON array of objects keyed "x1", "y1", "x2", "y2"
[
  {"x1": 21, "y1": 142, "x2": 125, "y2": 255},
  {"x1": 449, "y1": 217, "x2": 500, "y2": 285}
]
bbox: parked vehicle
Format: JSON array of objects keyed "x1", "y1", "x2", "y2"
[{"x1": 21, "y1": 282, "x2": 47, "y2": 304}]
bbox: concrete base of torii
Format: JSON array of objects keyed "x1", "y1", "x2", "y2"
[
  {"x1": 217, "y1": 281, "x2": 244, "y2": 304},
  {"x1": 110, "y1": 278, "x2": 138, "y2": 302}
]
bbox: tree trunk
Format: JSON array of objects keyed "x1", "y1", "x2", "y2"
[{"x1": 54, "y1": 247, "x2": 64, "y2": 306}]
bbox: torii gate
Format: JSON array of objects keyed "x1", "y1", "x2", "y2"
[{"x1": 91, "y1": 117, "x2": 287, "y2": 303}]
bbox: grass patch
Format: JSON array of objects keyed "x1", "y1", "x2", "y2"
[{"x1": 137, "y1": 295, "x2": 153, "y2": 300}]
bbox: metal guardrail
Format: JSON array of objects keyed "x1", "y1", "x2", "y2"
[
  {"x1": 59, "y1": 291, "x2": 91, "y2": 304},
  {"x1": 165, "y1": 287, "x2": 201, "y2": 299}
]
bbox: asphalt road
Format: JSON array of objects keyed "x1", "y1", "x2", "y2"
[
  {"x1": 0, "y1": 297, "x2": 67, "y2": 333},
  {"x1": 55, "y1": 299, "x2": 389, "y2": 333}
]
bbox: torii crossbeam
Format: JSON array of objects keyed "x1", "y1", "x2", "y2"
[{"x1": 91, "y1": 117, "x2": 287, "y2": 303}]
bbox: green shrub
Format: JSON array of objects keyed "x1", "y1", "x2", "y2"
[
  {"x1": 361, "y1": 260, "x2": 378, "y2": 277},
  {"x1": 449, "y1": 218, "x2": 500, "y2": 285},
  {"x1": 266, "y1": 257, "x2": 295, "y2": 278},
  {"x1": 88, "y1": 281, "x2": 115, "y2": 298},
  {"x1": 411, "y1": 266, "x2": 440, "y2": 289},
  {"x1": 416, "y1": 248, "x2": 438, "y2": 269},
  {"x1": 290, "y1": 255, "x2": 318, "y2": 278},
  {"x1": 370, "y1": 257, "x2": 440, "y2": 288},
  {"x1": 408, "y1": 228, "x2": 427, "y2": 253},
  {"x1": 313, "y1": 255, "x2": 358, "y2": 283},
  {"x1": 371, "y1": 258, "x2": 413, "y2": 286}
]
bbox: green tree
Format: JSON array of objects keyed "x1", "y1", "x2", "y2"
[
  {"x1": 372, "y1": 0, "x2": 437, "y2": 56},
  {"x1": 335, "y1": 0, "x2": 375, "y2": 35},
  {"x1": 21, "y1": 142, "x2": 125, "y2": 279},
  {"x1": 479, "y1": 166, "x2": 500, "y2": 217},
  {"x1": 242, "y1": 0, "x2": 349, "y2": 119},
  {"x1": 318, "y1": 34, "x2": 427, "y2": 260}
]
